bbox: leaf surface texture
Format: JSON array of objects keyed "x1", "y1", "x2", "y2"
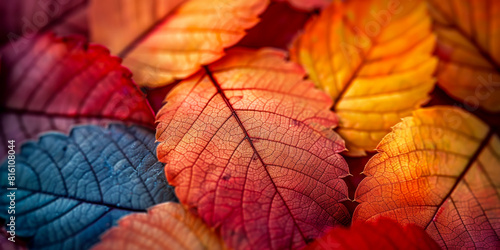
[
  {"x1": 354, "y1": 107, "x2": 500, "y2": 248},
  {"x1": 156, "y1": 48, "x2": 350, "y2": 249},
  {"x1": 93, "y1": 202, "x2": 224, "y2": 250},
  {"x1": 0, "y1": 124, "x2": 177, "y2": 249},
  {"x1": 0, "y1": 33, "x2": 155, "y2": 160},
  {"x1": 90, "y1": 0, "x2": 268, "y2": 87},
  {"x1": 290, "y1": 0, "x2": 437, "y2": 155}
]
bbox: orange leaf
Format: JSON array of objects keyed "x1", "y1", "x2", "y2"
[
  {"x1": 92, "y1": 202, "x2": 225, "y2": 250},
  {"x1": 306, "y1": 218, "x2": 440, "y2": 250},
  {"x1": 89, "y1": 0, "x2": 268, "y2": 87},
  {"x1": 428, "y1": 0, "x2": 500, "y2": 113},
  {"x1": 156, "y1": 48, "x2": 350, "y2": 249},
  {"x1": 290, "y1": 0, "x2": 437, "y2": 156},
  {"x1": 354, "y1": 106, "x2": 500, "y2": 248}
]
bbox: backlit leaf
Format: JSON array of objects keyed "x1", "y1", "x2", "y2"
[
  {"x1": 428, "y1": 0, "x2": 500, "y2": 112},
  {"x1": 156, "y1": 48, "x2": 350, "y2": 249},
  {"x1": 89, "y1": 0, "x2": 268, "y2": 87},
  {"x1": 93, "y1": 202, "x2": 224, "y2": 250},
  {"x1": 306, "y1": 218, "x2": 440, "y2": 250},
  {"x1": 354, "y1": 107, "x2": 500, "y2": 248},
  {"x1": 290, "y1": 0, "x2": 437, "y2": 156},
  {"x1": 0, "y1": 33, "x2": 154, "y2": 160},
  {"x1": 0, "y1": 124, "x2": 177, "y2": 250}
]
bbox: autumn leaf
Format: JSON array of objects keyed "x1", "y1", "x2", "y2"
[
  {"x1": 290, "y1": 0, "x2": 437, "y2": 156},
  {"x1": 0, "y1": 0, "x2": 88, "y2": 46},
  {"x1": 93, "y1": 202, "x2": 224, "y2": 250},
  {"x1": 89, "y1": 0, "x2": 268, "y2": 87},
  {"x1": 156, "y1": 48, "x2": 350, "y2": 249},
  {"x1": 0, "y1": 33, "x2": 154, "y2": 160},
  {"x1": 428, "y1": 0, "x2": 500, "y2": 112},
  {"x1": 306, "y1": 218, "x2": 440, "y2": 250},
  {"x1": 354, "y1": 107, "x2": 500, "y2": 248}
]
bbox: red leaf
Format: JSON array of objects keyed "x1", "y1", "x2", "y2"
[
  {"x1": 0, "y1": 33, "x2": 154, "y2": 160},
  {"x1": 306, "y1": 218, "x2": 440, "y2": 250},
  {"x1": 156, "y1": 48, "x2": 350, "y2": 249}
]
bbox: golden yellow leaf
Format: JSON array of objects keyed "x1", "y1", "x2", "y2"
[
  {"x1": 90, "y1": 0, "x2": 268, "y2": 87},
  {"x1": 92, "y1": 202, "x2": 225, "y2": 250},
  {"x1": 290, "y1": 0, "x2": 437, "y2": 156},
  {"x1": 354, "y1": 106, "x2": 500, "y2": 248},
  {"x1": 428, "y1": 0, "x2": 500, "y2": 112}
]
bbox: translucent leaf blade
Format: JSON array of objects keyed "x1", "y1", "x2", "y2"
[
  {"x1": 93, "y1": 202, "x2": 224, "y2": 250},
  {"x1": 290, "y1": 0, "x2": 437, "y2": 156},
  {"x1": 90, "y1": 0, "x2": 268, "y2": 87},
  {"x1": 354, "y1": 107, "x2": 500, "y2": 248},
  {"x1": 156, "y1": 48, "x2": 350, "y2": 249}
]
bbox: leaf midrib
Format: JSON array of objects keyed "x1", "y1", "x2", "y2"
[
  {"x1": 424, "y1": 129, "x2": 495, "y2": 229},
  {"x1": 1, "y1": 185, "x2": 146, "y2": 213},
  {"x1": 203, "y1": 66, "x2": 309, "y2": 246}
]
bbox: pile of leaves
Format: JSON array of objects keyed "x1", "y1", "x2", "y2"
[{"x1": 0, "y1": 0, "x2": 498, "y2": 249}]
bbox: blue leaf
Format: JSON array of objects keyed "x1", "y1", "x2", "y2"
[{"x1": 0, "y1": 124, "x2": 177, "y2": 250}]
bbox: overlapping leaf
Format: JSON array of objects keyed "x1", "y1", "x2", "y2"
[
  {"x1": 0, "y1": 124, "x2": 177, "y2": 250},
  {"x1": 306, "y1": 218, "x2": 440, "y2": 250},
  {"x1": 93, "y1": 202, "x2": 224, "y2": 250},
  {"x1": 0, "y1": 33, "x2": 154, "y2": 160},
  {"x1": 90, "y1": 0, "x2": 268, "y2": 87},
  {"x1": 156, "y1": 48, "x2": 350, "y2": 249},
  {"x1": 354, "y1": 107, "x2": 500, "y2": 248},
  {"x1": 428, "y1": 0, "x2": 500, "y2": 112},
  {"x1": 0, "y1": 0, "x2": 88, "y2": 46},
  {"x1": 290, "y1": 0, "x2": 437, "y2": 156}
]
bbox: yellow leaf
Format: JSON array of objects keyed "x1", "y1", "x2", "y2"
[
  {"x1": 354, "y1": 106, "x2": 500, "y2": 248},
  {"x1": 290, "y1": 0, "x2": 437, "y2": 156},
  {"x1": 428, "y1": 0, "x2": 500, "y2": 112},
  {"x1": 92, "y1": 202, "x2": 225, "y2": 250},
  {"x1": 89, "y1": 0, "x2": 268, "y2": 87}
]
